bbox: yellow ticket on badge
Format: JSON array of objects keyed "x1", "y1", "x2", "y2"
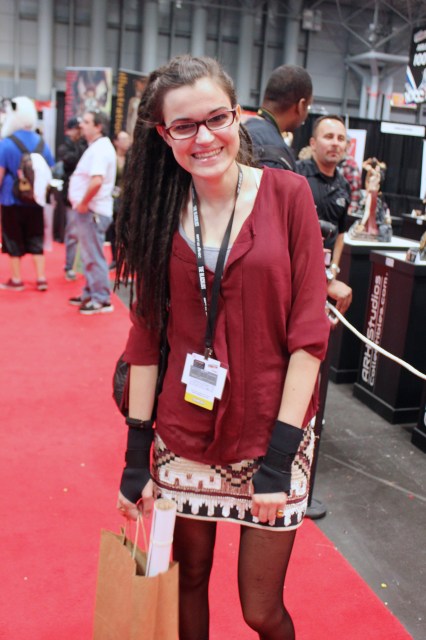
[{"x1": 184, "y1": 390, "x2": 214, "y2": 411}]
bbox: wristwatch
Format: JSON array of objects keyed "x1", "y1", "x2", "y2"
[
  {"x1": 325, "y1": 268, "x2": 335, "y2": 283},
  {"x1": 330, "y1": 263, "x2": 341, "y2": 275}
]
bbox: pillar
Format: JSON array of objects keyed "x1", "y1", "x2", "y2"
[
  {"x1": 359, "y1": 77, "x2": 368, "y2": 118},
  {"x1": 367, "y1": 72, "x2": 379, "y2": 120},
  {"x1": 237, "y1": 11, "x2": 254, "y2": 105},
  {"x1": 36, "y1": 0, "x2": 54, "y2": 100},
  {"x1": 283, "y1": 0, "x2": 302, "y2": 65},
  {"x1": 381, "y1": 75, "x2": 393, "y2": 121},
  {"x1": 90, "y1": 0, "x2": 107, "y2": 66},
  {"x1": 141, "y1": 1, "x2": 158, "y2": 74},
  {"x1": 191, "y1": 5, "x2": 208, "y2": 57}
]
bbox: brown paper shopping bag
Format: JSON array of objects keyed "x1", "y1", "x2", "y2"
[{"x1": 92, "y1": 520, "x2": 178, "y2": 640}]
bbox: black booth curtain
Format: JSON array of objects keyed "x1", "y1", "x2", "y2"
[{"x1": 293, "y1": 114, "x2": 424, "y2": 216}]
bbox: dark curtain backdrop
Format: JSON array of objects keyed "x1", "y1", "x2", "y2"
[{"x1": 293, "y1": 114, "x2": 424, "y2": 216}]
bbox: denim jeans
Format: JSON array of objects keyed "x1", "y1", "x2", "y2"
[
  {"x1": 75, "y1": 211, "x2": 111, "y2": 304},
  {"x1": 64, "y1": 207, "x2": 78, "y2": 271}
]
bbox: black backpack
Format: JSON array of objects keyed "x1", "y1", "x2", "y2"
[
  {"x1": 9, "y1": 135, "x2": 45, "y2": 204},
  {"x1": 253, "y1": 143, "x2": 296, "y2": 171}
]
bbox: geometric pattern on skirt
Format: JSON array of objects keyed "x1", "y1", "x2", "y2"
[{"x1": 152, "y1": 423, "x2": 315, "y2": 532}]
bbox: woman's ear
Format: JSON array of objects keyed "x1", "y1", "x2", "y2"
[
  {"x1": 235, "y1": 104, "x2": 242, "y2": 123},
  {"x1": 156, "y1": 125, "x2": 171, "y2": 146}
]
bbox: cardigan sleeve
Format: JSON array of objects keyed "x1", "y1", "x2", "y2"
[{"x1": 284, "y1": 173, "x2": 330, "y2": 360}]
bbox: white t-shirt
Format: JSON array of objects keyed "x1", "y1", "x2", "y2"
[{"x1": 69, "y1": 136, "x2": 117, "y2": 218}]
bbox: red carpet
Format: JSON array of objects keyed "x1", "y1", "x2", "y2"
[{"x1": 0, "y1": 244, "x2": 413, "y2": 639}]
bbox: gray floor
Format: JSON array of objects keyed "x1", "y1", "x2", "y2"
[{"x1": 312, "y1": 381, "x2": 425, "y2": 640}]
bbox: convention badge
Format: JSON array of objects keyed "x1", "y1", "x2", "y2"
[{"x1": 182, "y1": 353, "x2": 227, "y2": 411}]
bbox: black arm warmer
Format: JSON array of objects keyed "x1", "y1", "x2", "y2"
[
  {"x1": 252, "y1": 420, "x2": 304, "y2": 495},
  {"x1": 119, "y1": 420, "x2": 154, "y2": 504}
]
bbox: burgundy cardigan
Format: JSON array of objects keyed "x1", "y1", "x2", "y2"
[{"x1": 123, "y1": 168, "x2": 330, "y2": 465}]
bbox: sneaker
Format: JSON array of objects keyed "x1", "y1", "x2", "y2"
[
  {"x1": 69, "y1": 295, "x2": 90, "y2": 306},
  {"x1": 0, "y1": 279, "x2": 25, "y2": 291},
  {"x1": 36, "y1": 279, "x2": 48, "y2": 292},
  {"x1": 65, "y1": 269, "x2": 77, "y2": 281},
  {"x1": 79, "y1": 300, "x2": 114, "y2": 315}
]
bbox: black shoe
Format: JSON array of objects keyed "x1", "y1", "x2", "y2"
[
  {"x1": 79, "y1": 300, "x2": 114, "y2": 315},
  {"x1": 69, "y1": 295, "x2": 90, "y2": 306}
]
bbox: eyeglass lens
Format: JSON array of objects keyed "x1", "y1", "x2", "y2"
[{"x1": 168, "y1": 110, "x2": 235, "y2": 139}]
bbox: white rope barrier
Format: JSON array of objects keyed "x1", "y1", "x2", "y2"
[{"x1": 326, "y1": 301, "x2": 426, "y2": 382}]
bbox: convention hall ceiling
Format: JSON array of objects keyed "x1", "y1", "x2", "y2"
[{"x1": 190, "y1": 0, "x2": 426, "y2": 55}]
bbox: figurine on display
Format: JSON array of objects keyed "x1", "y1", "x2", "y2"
[
  {"x1": 419, "y1": 231, "x2": 426, "y2": 260},
  {"x1": 348, "y1": 156, "x2": 392, "y2": 242}
]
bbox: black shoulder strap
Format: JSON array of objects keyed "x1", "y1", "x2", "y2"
[
  {"x1": 34, "y1": 137, "x2": 45, "y2": 154},
  {"x1": 9, "y1": 134, "x2": 44, "y2": 155},
  {"x1": 254, "y1": 144, "x2": 294, "y2": 171},
  {"x1": 9, "y1": 134, "x2": 29, "y2": 154}
]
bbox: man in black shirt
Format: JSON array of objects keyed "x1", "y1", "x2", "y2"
[
  {"x1": 57, "y1": 117, "x2": 87, "y2": 280},
  {"x1": 297, "y1": 115, "x2": 351, "y2": 280}
]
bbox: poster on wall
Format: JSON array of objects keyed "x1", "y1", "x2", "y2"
[
  {"x1": 114, "y1": 69, "x2": 148, "y2": 138},
  {"x1": 405, "y1": 25, "x2": 426, "y2": 105},
  {"x1": 347, "y1": 128, "x2": 367, "y2": 172},
  {"x1": 65, "y1": 67, "x2": 113, "y2": 131}
]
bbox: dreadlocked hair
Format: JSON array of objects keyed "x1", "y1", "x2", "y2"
[{"x1": 115, "y1": 55, "x2": 253, "y2": 331}]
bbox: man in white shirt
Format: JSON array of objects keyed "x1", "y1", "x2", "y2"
[{"x1": 68, "y1": 110, "x2": 117, "y2": 314}]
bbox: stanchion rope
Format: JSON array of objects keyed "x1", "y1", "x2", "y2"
[{"x1": 326, "y1": 301, "x2": 426, "y2": 382}]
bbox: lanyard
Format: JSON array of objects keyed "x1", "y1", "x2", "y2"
[
  {"x1": 257, "y1": 108, "x2": 282, "y2": 137},
  {"x1": 191, "y1": 164, "x2": 243, "y2": 358}
]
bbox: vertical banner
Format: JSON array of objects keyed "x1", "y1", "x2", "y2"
[
  {"x1": 65, "y1": 67, "x2": 113, "y2": 130},
  {"x1": 404, "y1": 26, "x2": 426, "y2": 105},
  {"x1": 114, "y1": 69, "x2": 148, "y2": 138},
  {"x1": 359, "y1": 264, "x2": 390, "y2": 390}
]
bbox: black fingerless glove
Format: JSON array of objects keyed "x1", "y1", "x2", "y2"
[
  {"x1": 119, "y1": 417, "x2": 154, "y2": 504},
  {"x1": 252, "y1": 420, "x2": 304, "y2": 495}
]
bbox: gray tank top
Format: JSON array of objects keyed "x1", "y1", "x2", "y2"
[{"x1": 179, "y1": 222, "x2": 232, "y2": 272}]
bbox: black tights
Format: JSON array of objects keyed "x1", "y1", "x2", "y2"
[{"x1": 173, "y1": 517, "x2": 297, "y2": 640}]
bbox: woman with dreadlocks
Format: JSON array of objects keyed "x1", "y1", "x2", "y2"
[{"x1": 115, "y1": 55, "x2": 330, "y2": 640}]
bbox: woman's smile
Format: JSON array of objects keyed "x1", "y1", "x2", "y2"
[{"x1": 192, "y1": 147, "x2": 223, "y2": 160}]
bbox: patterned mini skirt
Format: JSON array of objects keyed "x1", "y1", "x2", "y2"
[{"x1": 152, "y1": 423, "x2": 315, "y2": 531}]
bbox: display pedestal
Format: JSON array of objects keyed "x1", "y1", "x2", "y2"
[
  {"x1": 411, "y1": 385, "x2": 426, "y2": 453},
  {"x1": 401, "y1": 214, "x2": 426, "y2": 241},
  {"x1": 353, "y1": 251, "x2": 426, "y2": 423},
  {"x1": 329, "y1": 235, "x2": 419, "y2": 384}
]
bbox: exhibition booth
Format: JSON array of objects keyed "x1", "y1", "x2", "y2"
[{"x1": 353, "y1": 250, "x2": 426, "y2": 424}]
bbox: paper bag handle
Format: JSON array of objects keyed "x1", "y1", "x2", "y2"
[
  {"x1": 133, "y1": 515, "x2": 148, "y2": 560},
  {"x1": 120, "y1": 515, "x2": 148, "y2": 559}
]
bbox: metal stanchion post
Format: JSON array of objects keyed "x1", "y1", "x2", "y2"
[{"x1": 306, "y1": 341, "x2": 332, "y2": 520}]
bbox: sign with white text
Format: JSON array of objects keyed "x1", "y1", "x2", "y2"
[{"x1": 405, "y1": 26, "x2": 426, "y2": 104}]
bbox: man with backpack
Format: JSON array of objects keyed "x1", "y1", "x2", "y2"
[
  {"x1": 244, "y1": 64, "x2": 312, "y2": 171},
  {"x1": 0, "y1": 96, "x2": 55, "y2": 291}
]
